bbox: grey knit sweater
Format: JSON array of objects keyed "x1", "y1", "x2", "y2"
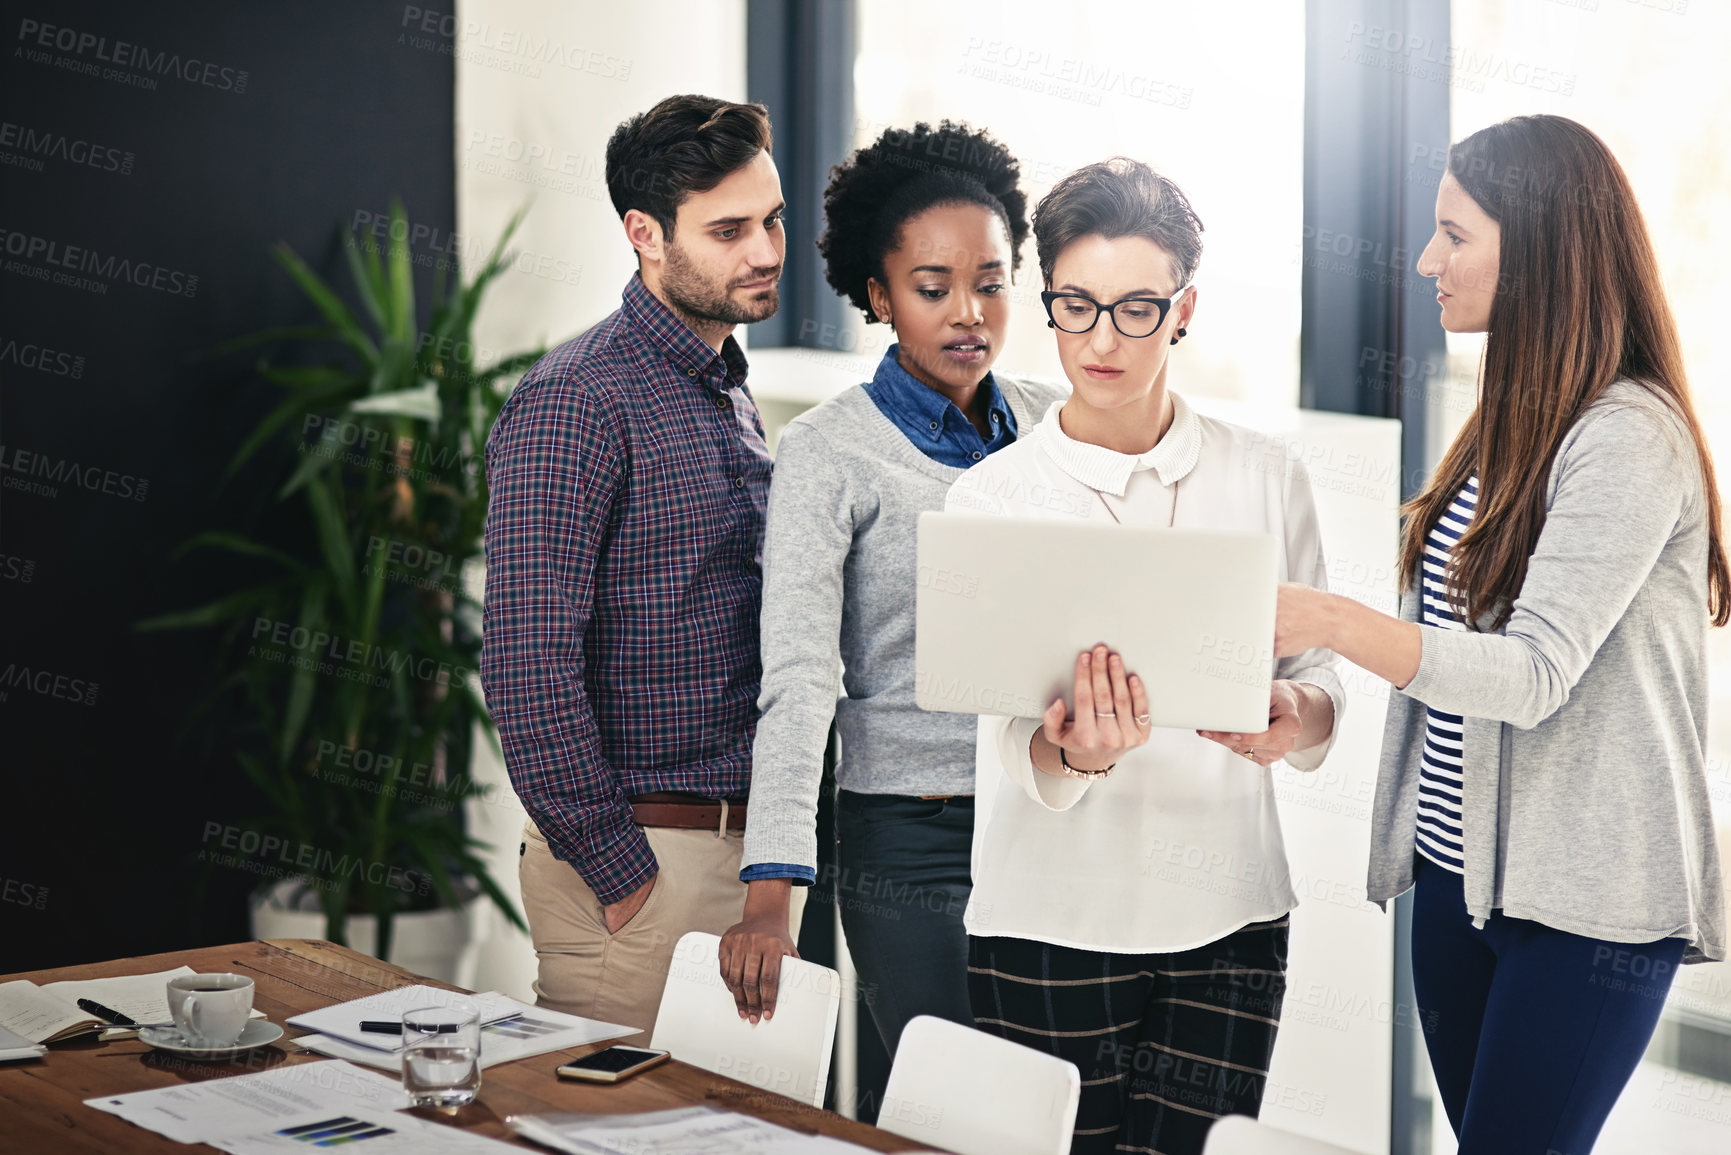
[
  {"x1": 742, "y1": 375, "x2": 1068, "y2": 874},
  {"x1": 1370, "y1": 380, "x2": 1727, "y2": 963}
]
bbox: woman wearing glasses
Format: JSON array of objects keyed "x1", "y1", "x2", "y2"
[
  {"x1": 1275, "y1": 116, "x2": 1726, "y2": 1153},
  {"x1": 720, "y1": 122, "x2": 1066, "y2": 1068},
  {"x1": 946, "y1": 158, "x2": 1343, "y2": 1155}
]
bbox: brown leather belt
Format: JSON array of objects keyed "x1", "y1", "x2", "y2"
[{"x1": 628, "y1": 791, "x2": 748, "y2": 832}]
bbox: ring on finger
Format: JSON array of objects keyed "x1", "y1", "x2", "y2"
[
  {"x1": 1134, "y1": 713, "x2": 1150, "y2": 725},
  {"x1": 1094, "y1": 710, "x2": 1117, "y2": 718},
  {"x1": 1243, "y1": 747, "x2": 1258, "y2": 761}
]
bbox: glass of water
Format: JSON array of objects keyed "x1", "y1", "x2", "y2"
[{"x1": 401, "y1": 1000, "x2": 481, "y2": 1110}]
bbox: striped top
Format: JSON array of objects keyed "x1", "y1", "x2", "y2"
[{"x1": 1415, "y1": 475, "x2": 1479, "y2": 874}]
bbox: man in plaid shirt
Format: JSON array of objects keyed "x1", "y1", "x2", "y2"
[{"x1": 481, "y1": 94, "x2": 803, "y2": 1040}]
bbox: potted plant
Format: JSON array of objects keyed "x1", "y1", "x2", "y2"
[{"x1": 142, "y1": 202, "x2": 542, "y2": 977}]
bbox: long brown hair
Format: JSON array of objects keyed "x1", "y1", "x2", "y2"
[{"x1": 1399, "y1": 115, "x2": 1730, "y2": 629}]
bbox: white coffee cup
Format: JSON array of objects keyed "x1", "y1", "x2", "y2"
[{"x1": 167, "y1": 973, "x2": 254, "y2": 1045}]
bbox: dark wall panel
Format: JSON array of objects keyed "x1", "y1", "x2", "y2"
[{"x1": 0, "y1": 0, "x2": 455, "y2": 972}]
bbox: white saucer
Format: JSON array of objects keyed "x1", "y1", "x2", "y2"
[{"x1": 138, "y1": 1019, "x2": 285, "y2": 1058}]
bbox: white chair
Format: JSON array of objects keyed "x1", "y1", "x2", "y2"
[
  {"x1": 1203, "y1": 1115, "x2": 1363, "y2": 1154},
  {"x1": 878, "y1": 1014, "x2": 1081, "y2": 1155},
  {"x1": 649, "y1": 931, "x2": 840, "y2": 1108}
]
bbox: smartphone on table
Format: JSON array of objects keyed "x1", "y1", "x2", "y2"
[{"x1": 555, "y1": 1044, "x2": 671, "y2": 1083}]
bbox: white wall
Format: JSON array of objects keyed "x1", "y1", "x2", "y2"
[
  {"x1": 457, "y1": 0, "x2": 747, "y2": 354},
  {"x1": 454, "y1": 0, "x2": 748, "y2": 1004}
]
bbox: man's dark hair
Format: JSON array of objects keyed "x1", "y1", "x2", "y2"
[
  {"x1": 818, "y1": 120, "x2": 1028, "y2": 323},
  {"x1": 1032, "y1": 157, "x2": 1203, "y2": 288},
  {"x1": 605, "y1": 94, "x2": 773, "y2": 239}
]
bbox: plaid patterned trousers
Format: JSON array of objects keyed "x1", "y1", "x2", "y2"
[{"x1": 968, "y1": 916, "x2": 1290, "y2": 1155}]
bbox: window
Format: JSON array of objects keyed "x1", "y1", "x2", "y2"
[{"x1": 853, "y1": 0, "x2": 1304, "y2": 410}]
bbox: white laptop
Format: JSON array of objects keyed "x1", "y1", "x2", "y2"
[{"x1": 915, "y1": 512, "x2": 1278, "y2": 733}]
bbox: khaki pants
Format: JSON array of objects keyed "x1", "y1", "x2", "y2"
[{"x1": 520, "y1": 819, "x2": 806, "y2": 1044}]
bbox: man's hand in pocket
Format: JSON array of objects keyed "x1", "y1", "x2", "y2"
[{"x1": 603, "y1": 874, "x2": 656, "y2": 934}]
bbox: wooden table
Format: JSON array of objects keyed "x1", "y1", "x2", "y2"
[{"x1": 0, "y1": 939, "x2": 927, "y2": 1153}]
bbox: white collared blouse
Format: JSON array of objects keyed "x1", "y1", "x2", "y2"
[{"x1": 944, "y1": 394, "x2": 1346, "y2": 954}]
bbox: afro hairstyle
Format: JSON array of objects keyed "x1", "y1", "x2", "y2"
[{"x1": 817, "y1": 120, "x2": 1028, "y2": 323}]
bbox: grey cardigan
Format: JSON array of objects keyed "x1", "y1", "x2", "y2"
[{"x1": 1369, "y1": 380, "x2": 1726, "y2": 963}]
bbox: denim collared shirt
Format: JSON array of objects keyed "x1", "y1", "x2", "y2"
[{"x1": 862, "y1": 344, "x2": 1017, "y2": 466}]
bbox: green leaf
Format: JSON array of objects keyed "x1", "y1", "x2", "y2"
[
  {"x1": 384, "y1": 200, "x2": 416, "y2": 349},
  {"x1": 277, "y1": 421, "x2": 345, "y2": 499},
  {"x1": 304, "y1": 475, "x2": 357, "y2": 620},
  {"x1": 277, "y1": 577, "x2": 327, "y2": 765},
  {"x1": 342, "y1": 233, "x2": 388, "y2": 333},
  {"x1": 257, "y1": 364, "x2": 360, "y2": 390},
  {"x1": 402, "y1": 828, "x2": 461, "y2": 911},
  {"x1": 193, "y1": 324, "x2": 336, "y2": 362},
  {"x1": 467, "y1": 855, "x2": 528, "y2": 932},
  {"x1": 173, "y1": 532, "x2": 306, "y2": 570},
  {"x1": 228, "y1": 381, "x2": 359, "y2": 475},
  {"x1": 473, "y1": 350, "x2": 545, "y2": 385},
  {"x1": 135, "y1": 585, "x2": 284, "y2": 632},
  {"x1": 457, "y1": 677, "x2": 492, "y2": 725},
  {"x1": 468, "y1": 204, "x2": 529, "y2": 297},
  {"x1": 272, "y1": 243, "x2": 379, "y2": 364},
  {"x1": 236, "y1": 750, "x2": 294, "y2": 816},
  {"x1": 349, "y1": 383, "x2": 441, "y2": 423},
  {"x1": 360, "y1": 227, "x2": 388, "y2": 315}
]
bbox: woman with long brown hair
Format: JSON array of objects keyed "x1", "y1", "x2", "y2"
[{"x1": 1276, "y1": 114, "x2": 1727, "y2": 1151}]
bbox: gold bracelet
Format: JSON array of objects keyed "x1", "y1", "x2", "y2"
[{"x1": 1059, "y1": 748, "x2": 1116, "y2": 779}]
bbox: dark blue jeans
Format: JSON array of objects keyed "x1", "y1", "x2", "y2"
[
  {"x1": 835, "y1": 790, "x2": 975, "y2": 1059},
  {"x1": 1411, "y1": 855, "x2": 1685, "y2": 1155}
]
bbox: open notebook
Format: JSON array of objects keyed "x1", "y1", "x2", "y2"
[{"x1": 0, "y1": 967, "x2": 264, "y2": 1044}]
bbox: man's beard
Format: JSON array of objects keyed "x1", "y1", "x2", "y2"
[{"x1": 662, "y1": 242, "x2": 781, "y2": 328}]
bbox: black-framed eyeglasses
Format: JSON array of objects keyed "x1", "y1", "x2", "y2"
[{"x1": 1040, "y1": 286, "x2": 1192, "y2": 339}]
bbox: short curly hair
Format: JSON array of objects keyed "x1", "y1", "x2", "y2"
[
  {"x1": 1032, "y1": 158, "x2": 1203, "y2": 290},
  {"x1": 818, "y1": 121, "x2": 1028, "y2": 323}
]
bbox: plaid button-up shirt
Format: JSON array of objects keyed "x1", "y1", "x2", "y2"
[{"x1": 481, "y1": 273, "x2": 772, "y2": 904}]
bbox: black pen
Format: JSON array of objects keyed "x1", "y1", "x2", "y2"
[
  {"x1": 77, "y1": 999, "x2": 138, "y2": 1028},
  {"x1": 359, "y1": 1020, "x2": 459, "y2": 1034}
]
